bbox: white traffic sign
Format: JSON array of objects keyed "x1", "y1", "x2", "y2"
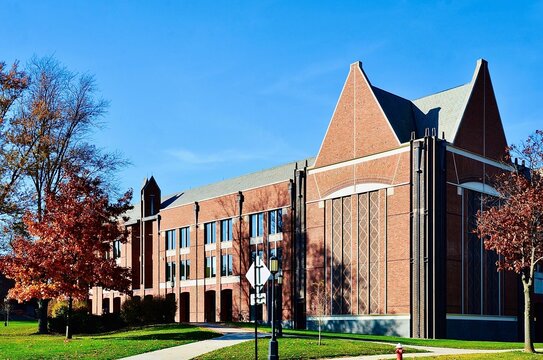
[
  {"x1": 250, "y1": 293, "x2": 266, "y2": 305},
  {"x1": 246, "y1": 256, "x2": 271, "y2": 288}
]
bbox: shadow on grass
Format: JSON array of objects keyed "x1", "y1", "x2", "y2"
[{"x1": 94, "y1": 331, "x2": 218, "y2": 342}]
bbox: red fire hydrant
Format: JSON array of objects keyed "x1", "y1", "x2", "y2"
[{"x1": 395, "y1": 343, "x2": 403, "y2": 360}]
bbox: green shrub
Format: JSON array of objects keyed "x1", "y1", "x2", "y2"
[
  {"x1": 120, "y1": 297, "x2": 143, "y2": 325},
  {"x1": 49, "y1": 299, "x2": 88, "y2": 318},
  {"x1": 48, "y1": 309, "x2": 125, "y2": 334},
  {"x1": 121, "y1": 296, "x2": 176, "y2": 326}
]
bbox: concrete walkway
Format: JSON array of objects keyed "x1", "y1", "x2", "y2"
[
  {"x1": 323, "y1": 345, "x2": 521, "y2": 359},
  {"x1": 119, "y1": 323, "x2": 266, "y2": 360},
  {"x1": 120, "y1": 323, "x2": 532, "y2": 360}
]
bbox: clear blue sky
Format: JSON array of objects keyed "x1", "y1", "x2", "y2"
[{"x1": 3, "y1": 1, "x2": 542, "y2": 196}]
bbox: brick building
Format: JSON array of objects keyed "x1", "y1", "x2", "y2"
[{"x1": 90, "y1": 59, "x2": 529, "y2": 340}]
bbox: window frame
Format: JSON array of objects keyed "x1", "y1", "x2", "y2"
[
  {"x1": 268, "y1": 209, "x2": 283, "y2": 235},
  {"x1": 165, "y1": 229, "x2": 176, "y2": 251},
  {"x1": 204, "y1": 222, "x2": 216, "y2": 244},
  {"x1": 180, "y1": 227, "x2": 190, "y2": 248},
  {"x1": 221, "y1": 218, "x2": 233, "y2": 242},
  {"x1": 250, "y1": 213, "x2": 264, "y2": 238}
]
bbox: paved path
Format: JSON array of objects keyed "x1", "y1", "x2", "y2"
[
  {"x1": 120, "y1": 323, "x2": 532, "y2": 360},
  {"x1": 119, "y1": 323, "x2": 266, "y2": 360},
  {"x1": 322, "y1": 345, "x2": 521, "y2": 359}
]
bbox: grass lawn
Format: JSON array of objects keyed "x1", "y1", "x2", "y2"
[
  {"x1": 229, "y1": 323, "x2": 543, "y2": 350},
  {"x1": 196, "y1": 337, "x2": 421, "y2": 360},
  {"x1": 0, "y1": 321, "x2": 220, "y2": 359}
]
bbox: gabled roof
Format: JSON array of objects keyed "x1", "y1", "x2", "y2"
[
  {"x1": 369, "y1": 59, "x2": 484, "y2": 143},
  {"x1": 372, "y1": 86, "x2": 417, "y2": 143},
  {"x1": 124, "y1": 157, "x2": 315, "y2": 225},
  {"x1": 412, "y1": 83, "x2": 472, "y2": 141}
]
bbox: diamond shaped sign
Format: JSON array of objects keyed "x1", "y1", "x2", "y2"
[{"x1": 246, "y1": 256, "x2": 271, "y2": 288}]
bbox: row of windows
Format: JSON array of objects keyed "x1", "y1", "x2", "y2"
[
  {"x1": 166, "y1": 260, "x2": 191, "y2": 281},
  {"x1": 204, "y1": 254, "x2": 234, "y2": 277},
  {"x1": 165, "y1": 209, "x2": 283, "y2": 248},
  {"x1": 250, "y1": 209, "x2": 282, "y2": 238},
  {"x1": 166, "y1": 255, "x2": 234, "y2": 281},
  {"x1": 165, "y1": 227, "x2": 191, "y2": 250},
  {"x1": 165, "y1": 249, "x2": 280, "y2": 282}
]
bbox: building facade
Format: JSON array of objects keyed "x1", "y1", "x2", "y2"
[{"x1": 91, "y1": 59, "x2": 530, "y2": 340}]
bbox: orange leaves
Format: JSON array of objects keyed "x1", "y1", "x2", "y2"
[
  {"x1": 476, "y1": 131, "x2": 543, "y2": 276},
  {"x1": 0, "y1": 168, "x2": 133, "y2": 302}
]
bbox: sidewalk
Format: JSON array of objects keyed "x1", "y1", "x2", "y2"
[
  {"x1": 120, "y1": 323, "x2": 531, "y2": 360},
  {"x1": 322, "y1": 344, "x2": 525, "y2": 359},
  {"x1": 119, "y1": 323, "x2": 266, "y2": 360}
]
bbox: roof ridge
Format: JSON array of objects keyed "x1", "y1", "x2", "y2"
[
  {"x1": 412, "y1": 82, "x2": 470, "y2": 102},
  {"x1": 371, "y1": 85, "x2": 412, "y2": 102},
  {"x1": 178, "y1": 156, "x2": 315, "y2": 193}
]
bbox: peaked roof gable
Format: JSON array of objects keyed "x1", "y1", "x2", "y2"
[
  {"x1": 314, "y1": 62, "x2": 401, "y2": 168},
  {"x1": 452, "y1": 59, "x2": 508, "y2": 160}
]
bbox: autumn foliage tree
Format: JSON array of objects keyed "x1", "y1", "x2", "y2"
[
  {"x1": 0, "y1": 56, "x2": 125, "y2": 333},
  {"x1": 476, "y1": 130, "x2": 543, "y2": 353},
  {"x1": 0, "y1": 167, "x2": 133, "y2": 338}
]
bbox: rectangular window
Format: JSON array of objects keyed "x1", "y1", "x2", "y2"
[
  {"x1": 204, "y1": 222, "x2": 216, "y2": 244},
  {"x1": 113, "y1": 240, "x2": 121, "y2": 259},
  {"x1": 165, "y1": 230, "x2": 176, "y2": 251},
  {"x1": 250, "y1": 213, "x2": 264, "y2": 238},
  {"x1": 205, "y1": 256, "x2": 216, "y2": 278},
  {"x1": 180, "y1": 259, "x2": 191, "y2": 280},
  {"x1": 180, "y1": 227, "x2": 190, "y2": 248},
  {"x1": 221, "y1": 254, "x2": 233, "y2": 276},
  {"x1": 221, "y1": 219, "x2": 233, "y2": 242},
  {"x1": 166, "y1": 261, "x2": 176, "y2": 282},
  {"x1": 268, "y1": 209, "x2": 283, "y2": 234}
]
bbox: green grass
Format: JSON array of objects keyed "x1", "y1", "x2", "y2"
[
  {"x1": 0, "y1": 321, "x2": 220, "y2": 359},
  {"x1": 196, "y1": 337, "x2": 419, "y2": 360},
  {"x1": 228, "y1": 322, "x2": 543, "y2": 350}
]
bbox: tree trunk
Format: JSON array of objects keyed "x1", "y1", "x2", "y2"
[
  {"x1": 37, "y1": 299, "x2": 49, "y2": 334},
  {"x1": 66, "y1": 297, "x2": 73, "y2": 340},
  {"x1": 523, "y1": 283, "x2": 535, "y2": 353},
  {"x1": 318, "y1": 321, "x2": 321, "y2": 345}
]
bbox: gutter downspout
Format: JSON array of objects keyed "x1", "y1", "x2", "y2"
[{"x1": 194, "y1": 202, "x2": 200, "y2": 321}]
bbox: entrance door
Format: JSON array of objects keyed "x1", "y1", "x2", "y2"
[
  {"x1": 220, "y1": 289, "x2": 233, "y2": 322},
  {"x1": 180, "y1": 292, "x2": 190, "y2": 322},
  {"x1": 205, "y1": 290, "x2": 216, "y2": 323}
]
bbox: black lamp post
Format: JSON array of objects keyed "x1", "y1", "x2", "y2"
[
  {"x1": 276, "y1": 272, "x2": 283, "y2": 337},
  {"x1": 268, "y1": 256, "x2": 279, "y2": 360}
]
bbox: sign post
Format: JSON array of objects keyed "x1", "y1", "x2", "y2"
[{"x1": 246, "y1": 256, "x2": 271, "y2": 360}]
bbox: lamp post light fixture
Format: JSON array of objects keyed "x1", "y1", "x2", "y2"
[
  {"x1": 276, "y1": 272, "x2": 283, "y2": 337},
  {"x1": 268, "y1": 256, "x2": 279, "y2": 360}
]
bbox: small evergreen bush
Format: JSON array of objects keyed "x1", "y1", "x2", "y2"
[{"x1": 121, "y1": 296, "x2": 176, "y2": 326}]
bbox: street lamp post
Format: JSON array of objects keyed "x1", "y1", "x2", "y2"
[
  {"x1": 268, "y1": 256, "x2": 279, "y2": 360},
  {"x1": 276, "y1": 272, "x2": 283, "y2": 337},
  {"x1": 4, "y1": 298, "x2": 8, "y2": 327}
]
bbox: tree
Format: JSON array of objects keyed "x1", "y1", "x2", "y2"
[
  {"x1": 0, "y1": 62, "x2": 29, "y2": 239},
  {"x1": 2, "y1": 297, "x2": 12, "y2": 326},
  {"x1": 0, "y1": 56, "x2": 125, "y2": 333},
  {"x1": 310, "y1": 280, "x2": 327, "y2": 345},
  {"x1": 476, "y1": 130, "x2": 543, "y2": 353},
  {"x1": 0, "y1": 167, "x2": 133, "y2": 339}
]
